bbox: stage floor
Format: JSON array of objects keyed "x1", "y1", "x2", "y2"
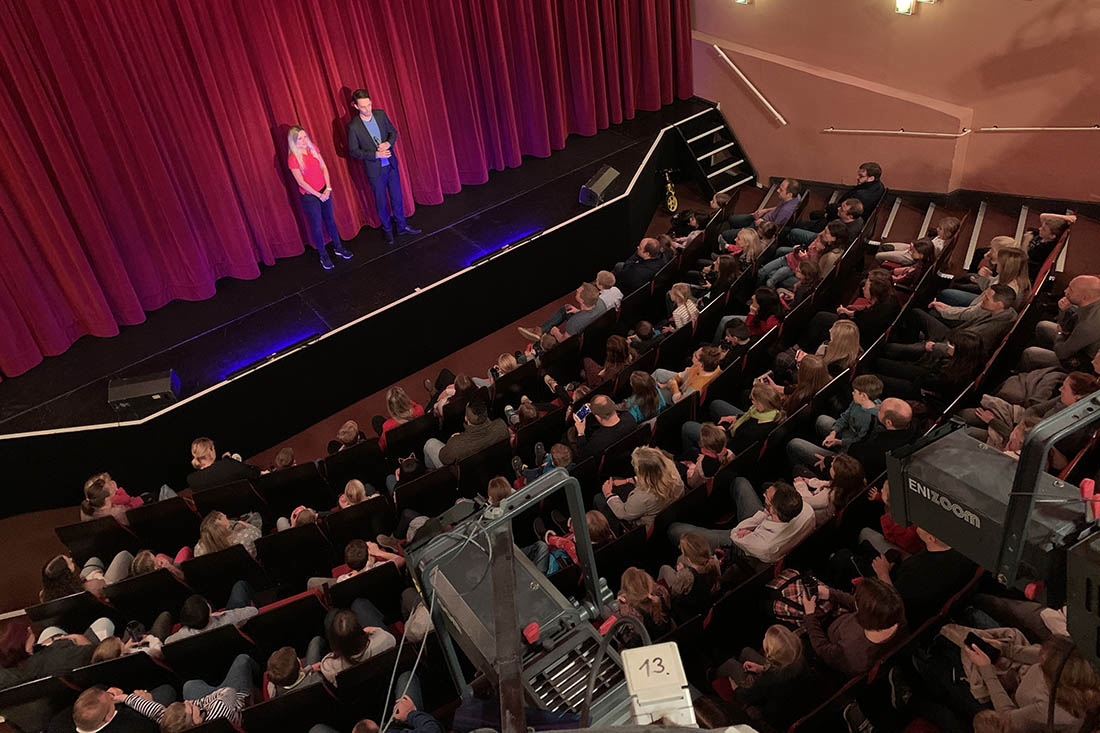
[{"x1": 0, "y1": 97, "x2": 712, "y2": 434}]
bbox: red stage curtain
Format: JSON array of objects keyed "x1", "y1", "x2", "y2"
[{"x1": 0, "y1": 0, "x2": 693, "y2": 379}]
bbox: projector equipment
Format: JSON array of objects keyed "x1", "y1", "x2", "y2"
[
  {"x1": 579, "y1": 165, "x2": 620, "y2": 207},
  {"x1": 107, "y1": 370, "x2": 181, "y2": 420},
  {"x1": 887, "y1": 394, "x2": 1100, "y2": 610},
  {"x1": 406, "y1": 469, "x2": 632, "y2": 729}
]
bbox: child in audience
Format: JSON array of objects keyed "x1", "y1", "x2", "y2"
[
  {"x1": 328, "y1": 419, "x2": 367, "y2": 454},
  {"x1": 338, "y1": 479, "x2": 372, "y2": 509},
  {"x1": 115, "y1": 652, "x2": 259, "y2": 728},
  {"x1": 876, "y1": 216, "x2": 960, "y2": 264},
  {"x1": 682, "y1": 422, "x2": 733, "y2": 489},
  {"x1": 265, "y1": 640, "x2": 326, "y2": 698},
  {"x1": 195, "y1": 510, "x2": 262, "y2": 558},
  {"x1": 265, "y1": 446, "x2": 295, "y2": 473},
  {"x1": 713, "y1": 624, "x2": 812, "y2": 726},
  {"x1": 890, "y1": 238, "x2": 936, "y2": 289},
  {"x1": 386, "y1": 453, "x2": 426, "y2": 494},
  {"x1": 662, "y1": 283, "x2": 700, "y2": 332},
  {"x1": 41, "y1": 553, "x2": 133, "y2": 602},
  {"x1": 520, "y1": 442, "x2": 574, "y2": 483},
  {"x1": 165, "y1": 585, "x2": 258, "y2": 643},
  {"x1": 537, "y1": 510, "x2": 616, "y2": 568},
  {"x1": 778, "y1": 259, "x2": 820, "y2": 309},
  {"x1": 130, "y1": 549, "x2": 187, "y2": 581},
  {"x1": 616, "y1": 567, "x2": 672, "y2": 641},
  {"x1": 276, "y1": 505, "x2": 317, "y2": 532},
  {"x1": 715, "y1": 320, "x2": 751, "y2": 370},
  {"x1": 319, "y1": 600, "x2": 397, "y2": 685},
  {"x1": 627, "y1": 320, "x2": 663, "y2": 354},
  {"x1": 767, "y1": 354, "x2": 829, "y2": 414},
  {"x1": 793, "y1": 453, "x2": 866, "y2": 527},
  {"x1": 80, "y1": 474, "x2": 139, "y2": 524},
  {"x1": 785, "y1": 374, "x2": 881, "y2": 469},
  {"x1": 374, "y1": 386, "x2": 426, "y2": 450},
  {"x1": 622, "y1": 371, "x2": 671, "y2": 423},
  {"x1": 658, "y1": 532, "x2": 720, "y2": 621}
]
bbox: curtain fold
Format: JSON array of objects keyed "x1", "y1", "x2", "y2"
[{"x1": 0, "y1": 0, "x2": 692, "y2": 379}]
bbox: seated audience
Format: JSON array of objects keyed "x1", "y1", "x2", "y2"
[
  {"x1": 596, "y1": 269, "x2": 622, "y2": 310},
  {"x1": 117, "y1": 652, "x2": 259, "y2": 729},
  {"x1": 573, "y1": 394, "x2": 639, "y2": 460},
  {"x1": 876, "y1": 328, "x2": 986, "y2": 405},
  {"x1": 938, "y1": 244, "x2": 1030, "y2": 307},
  {"x1": 595, "y1": 446, "x2": 685, "y2": 531},
  {"x1": 519, "y1": 281, "x2": 608, "y2": 343},
  {"x1": 791, "y1": 162, "x2": 884, "y2": 234},
  {"x1": 194, "y1": 510, "x2": 262, "y2": 558},
  {"x1": 266, "y1": 446, "x2": 295, "y2": 473},
  {"x1": 847, "y1": 398, "x2": 915, "y2": 477},
  {"x1": 0, "y1": 617, "x2": 114, "y2": 689},
  {"x1": 668, "y1": 479, "x2": 813, "y2": 563},
  {"x1": 186, "y1": 437, "x2": 260, "y2": 491},
  {"x1": 622, "y1": 371, "x2": 671, "y2": 423},
  {"x1": 786, "y1": 375, "x2": 882, "y2": 467},
  {"x1": 338, "y1": 479, "x2": 372, "y2": 509},
  {"x1": 714, "y1": 287, "x2": 783, "y2": 343},
  {"x1": 792, "y1": 453, "x2": 866, "y2": 528},
  {"x1": 80, "y1": 473, "x2": 141, "y2": 523},
  {"x1": 889, "y1": 237, "x2": 936, "y2": 290},
  {"x1": 800, "y1": 576, "x2": 905, "y2": 676},
  {"x1": 871, "y1": 526, "x2": 977, "y2": 625},
  {"x1": 1020, "y1": 274, "x2": 1100, "y2": 371},
  {"x1": 614, "y1": 238, "x2": 664, "y2": 294},
  {"x1": 681, "y1": 422, "x2": 733, "y2": 489},
  {"x1": 276, "y1": 504, "x2": 317, "y2": 532},
  {"x1": 423, "y1": 401, "x2": 510, "y2": 469},
  {"x1": 891, "y1": 284, "x2": 1017, "y2": 356},
  {"x1": 328, "y1": 419, "x2": 367, "y2": 455},
  {"x1": 265, "y1": 640, "x2": 326, "y2": 699},
  {"x1": 374, "y1": 386, "x2": 426, "y2": 451},
  {"x1": 681, "y1": 381, "x2": 784, "y2": 455},
  {"x1": 615, "y1": 567, "x2": 673, "y2": 640},
  {"x1": 663, "y1": 283, "x2": 700, "y2": 332},
  {"x1": 788, "y1": 197, "x2": 863, "y2": 247},
  {"x1": 718, "y1": 178, "x2": 803, "y2": 243},
  {"x1": 713, "y1": 624, "x2": 813, "y2": 726},
  {"x1": 1022, "y1": 212, "x2": 1075, "y2": 277},
  {"x1": 652, "y1": 345, "x2": 723, "y2": 403},
  {"x1": 580, "y1": 335, "x2": 635, "y2": 390},
  {"x1": 319, "y1": 600, "x2": 397, "y2": 685},
  {"x1": 658, "y1": 532, "x2": 721, "y2": 621},
  {"x1": 876, "y1": 216, "x2": 960, "y2": 264},
  {"x1": 165, "y1": 586, "x2": 257, "y2": 643}
]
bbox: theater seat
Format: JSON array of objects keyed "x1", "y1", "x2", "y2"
[
  {"x1": 105, "y1": 568, "x2": 193, "y2": 627},
  {"x1": 327, "y1": 561, "x2": 407, "y2": 623},
  {"x1": 322, "y1": 494, "x2": 397, "y2": 552},
  {"x1": 181, "y1": 544, "x2": 271, "y2": 609},
  {"x1": 241, "y1": 681, "x2": 339, "y2": 733},
  {"x1": 241, "y1": 588, "x2": 328, "y2": 658},
  {"x1": 0, "y1": 676, "x2": 79, "y2": 733},
  {"x1": 55, "y1": 516, "x2": 139, "y2": 566},
  {"x1": 25, "y1": 591, "x2": 122, "y2": 635},
  {"x1": 161, "y1": 625, "x2": 256, "y2": 686},
  {"x1": 70, "y1": 651, "x2": 180, "y2": 693}
]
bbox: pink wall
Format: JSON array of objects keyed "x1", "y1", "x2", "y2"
[{"x1": 691, "y1": 0, "x2": 1100, "y2": 201}]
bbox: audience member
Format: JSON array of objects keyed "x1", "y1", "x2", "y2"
[
  {"x1": 596, "y1": 270, "x2": 622, "y2": 310},
  {"x1": 876, "y1": 216, "x2": 960, "y2": 264},
  {"x1": 1020, "y1": 274, "x2": 1100, "y2": 371},
  {"x1": 622, "y1": 371, "x2": 671, "y2": 423},
  {"x1": 186, "y1": 437, "x2": 260, "y2": 491},
  {"x1": 801, "y1": 576, "x2": 905, "y2": 676},
  {"x1": 615, "y1": 568, "x2": 672, "y2": 640},
  {"x1": 573, "y1": 394, "x2": 638, "y2": 460},
  {"x1": 871, "y1": 526, "x2": 977, "y2": 625},
  {"x1": 793, "y1": 453, "x2": 866, "y2": 528},
  {"x1": 719, "y1": 178, "x2": 803, "y2": 243},
  {"x1": 519, "y1": 281, "x2": 608, "y2": 343},
  {"x1": 319, "y1": 601, "x2": 397, "y2": 685},
  {"x1": 713, "y1": 625, "x2": 812, "y2": 726},
  {"x1": 658, "y1": 532, "x2": 720, "y2": 621},
  {"x1": 194, "y1": 510, "x2": 263, "y2": 558},
  {"x1": 374, "y1": 386, "x2": 426, "y2": 451},
  {"x1": 165, "y1": 586, "x2": 257, "y2": 643},
  {"x1": 595, "y1": 447, "x2": 684, "y2": 531},
  {"x1": 652, "y1": 345, "x2": 723, "y2": 403},
  {"x1": 614, "y1": 238, "x2": 665, "y2": 294},
  {"x1": 423, "y1": 401, "x2": 509, "y2": 469}
]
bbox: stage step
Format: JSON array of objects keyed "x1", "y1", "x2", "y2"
[{"x1": 674, "y1": 106, "x2": 757, "y2": 198}]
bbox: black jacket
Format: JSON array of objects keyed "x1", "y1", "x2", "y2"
[
  {"x1": 617, "y1": 256, "x2": 664, "y2": 294},
  {"x1": 827, "y1": 179, "x2": 885, "y2": 218},
  {"x1": 346, "y1": 109, "x2": 399, "y2": 181},
  {"x1": 849, "y1": 424, "x2": 915, "y2": 477},
  {"x1": 186, "y1": 457, "x2": 261, "y2": 492}
]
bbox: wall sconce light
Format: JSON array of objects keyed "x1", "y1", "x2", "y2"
[
  {"x1": 895, "y1": 0, "x2": 915, "y2": 14},
  {"x1": 735, "y1": 0, "x2": 752, "y2": 4},
  {"x1": 917, "y1": 0, "x2": 936, "y2": 3}
]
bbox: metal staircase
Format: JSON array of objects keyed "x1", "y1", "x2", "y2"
[{"x1": 675, "y1": 106, "x2": 757, "y2": 199}]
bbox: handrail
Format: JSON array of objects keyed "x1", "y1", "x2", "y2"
[
  {"x1": 822, "y1": 126, "x2": 970, "y2": 138},
  {"x1": 712, "y1": 44, "x2": 787, "y2": 126},
  {"x1": 979, "y1": 125, "x2": 1100, "y2": 132}
]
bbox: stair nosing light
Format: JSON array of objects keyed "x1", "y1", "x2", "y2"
[
  {"x1": 707, "y1": 159, "x2": 744, "y2": 178},
  {"x1": 696, "y1": 141, "x2": 735, "y2": 160},
  {"x1": 686, "y1": 125, "x2": 724, "y2": 143}
]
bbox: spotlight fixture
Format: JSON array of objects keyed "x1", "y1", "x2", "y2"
[{"x1": 895, "y1": 0, "x2": 915, "y2": 14}]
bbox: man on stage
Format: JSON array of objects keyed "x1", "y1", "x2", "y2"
[{"x1": 347, "y1": 88, "x2": 421, "y2": 243}]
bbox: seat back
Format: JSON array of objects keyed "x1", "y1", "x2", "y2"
[
  {"x1": 255, "y1": 462, "x2": 332, "y2": 518},
  {"x1": 617, "y1": 281, "x2": 655, "y2": 330},
  {"x1": 655, "y1": 322, "x2": 696, "y2": 370},
  {"x1": 538, "y1": 336, "x2": 583, "y2": 386},
  {"x1": 55, "y1": 517, "x2": 138, "y2": 566},
  {"x1": 513, "y1": 408, "x2": 567, "y2": 466},
  {"x1": 593, "y1": 527, "x2": 646, "y2": 593},
  {"x1": 393, "y1": 466, "x2": 460, "y2": 518},
  {"x1": 382, "y1": 414, "x2": 440, "y2": 465},
  {"x1": 616, "y1": 349, "x2": 660, "y2": 399},
  {"x1": 105, "y1": 568, "x2": 193, "y2": 627},
  {"x1": 70, "y1": 651, "x2": 180, "y2": 692},
  {"x1": 579, "y1": 307, "x2": 621, "y2": 361},
  {"x1": 242, "y1": 682, "x2": 339, "y2": 733},
  {"x1": 322, "y1": 494, "x2": 397, "y2": 552},
  {"x1": 241, "y1": 589, "x2": 329, "y2": 658},
  {"x1": 490, "y1": 359, "x2": 542, "y2": 415},
  {"x1": 332, "y1": 643, "x2": 417, "y2": 712},
  {"x1": 456, "y1": 438, "x2": 514, "y2": 498},
  {"x1": 649, "y1": 486, "x2": 707, "y2": 548},
  {"x1": 0, "y1": 676, "x2": 79, "y2": 733},
  {"x1": 598, "y1": 423, "x2": 653, "y2": 478},
  {"x1": 191, "y1": 479, "x2": 268, "y2": 522},
  {"x1": 25, "y1": 592, "x2": 121, "y2": 634},
  {"x1": 327, "y1": 561, "x2": 407, "y2": 622},
  {"x1": 650, "y1": 391, "x2": 697, "y2": 453},
  {"x1": 181, "y1": 544, "x2": 270, "y2": 609},
  {"x1": 438, "y1": 387, "x2": 491, "y2": 438},
  {"x1": 567, "y1": 456, "x2": 600, "y2": 497},
  {"x1": 161, "y1": 624, "x2": 257, "y2": 686},
  {"x1": 126, "y1": 497, "x2": 201, "y2": 557},
  {"x1": 323, "y1": 439, "x2": 388, "y2": 496},
  {"x1": 254, "y1": 524, "x2": 335, "y2": 589}
]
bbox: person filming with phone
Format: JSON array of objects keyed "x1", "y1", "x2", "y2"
[{"x1": 572, "y1": 395, "x2": 637, "y2": 461}]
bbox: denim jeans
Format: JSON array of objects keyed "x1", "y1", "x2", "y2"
[
  {"x1": 731, "y1": 476, "x2": 764, "y2": 522},
  {"x1": 540, "y1": 306, "x2": 569, "y2": 333},
  {"x1": 937, "y1": 288, "x2": 979, "y2": 307},
  {"x1": 785, "y1": 415, "x2": 837, "y2": 468},
  {"x1": 299, "y1": 193, "x2": 343, "y2": 252},
  {"x1": 184, "y1": 652, "x2": 260, "y2": 698},
  {"x1": 756, "y1": 255, "x2": 787, "y2": 284},
  {"x1": 225, "y1": 580, "x2": 256, "y2": 610},
  {"x1": 681, "y1": 400, "x2": 742, "y2": 455},
  {"x1": 423, "y1": 438, "x2": 445, "y2": 469},
  {"x1": 787, "y1": 228, "x2": 817, "y2": 247},
  {"x1": 719, "y1": 213, "x2": 756, "y2": 243},
  {"x1": 368, "y1": 163, "x2": 407, "y2": 232},
  {"x1": 324, "y1": 597, "x2": 388, "y2": 630}
]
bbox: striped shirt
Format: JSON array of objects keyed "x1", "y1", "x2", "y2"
[{"x1": 126, "y1": 687, "x2": 246, "y2": 726}]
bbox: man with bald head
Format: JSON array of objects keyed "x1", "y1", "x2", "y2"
[
  {"x1": 847, "y1": 398, "x2": 916, "y2": 477},
  {"x1": 1021, "y1": 275, "x2": 1100, "y2": 371},
  {"x1": 573, "y1": 394, "x2": 637, "y2": 461},
  {"x1": 614, "y1": 237, "x2": 665, "y2": 294}
]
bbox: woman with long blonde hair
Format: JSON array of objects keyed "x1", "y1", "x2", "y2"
[
  {"x1": 820, "y1": 319, "x2": 861, "y2": 373},
  {"x1": 598, "y1": 446, "x2": 684, "y2": 531},
  {"x1": 659, "y1": 532, "x2": 721, "y2": 620},
  {"x1": 713, "y1": 624, "x2": 810, "y2": 725},
  {"x1": 988, "y1": 246, "x2": 1031, "y2": 305},
  {"x1": 288, "y1": 125, "x2": 353, "y2": 270},
  {"x1": 194, "y1": 510, "x2": 262, "y2": 558}
]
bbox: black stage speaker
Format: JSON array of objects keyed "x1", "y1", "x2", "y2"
[
  {"x1": 579, "y1": 164, "x2": 619, "y2": 207},
  {"x1": 108, "y1": 370, "x2": 180, "y2": 420}
]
